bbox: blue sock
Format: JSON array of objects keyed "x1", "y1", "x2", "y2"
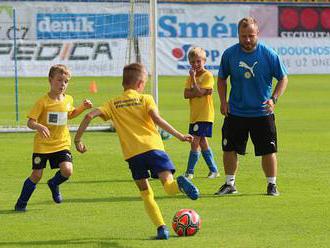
[
  {"x1": 202, "y1": 148, "x2": 218, "y2": 173},
  {"x1": 186, "y1": 151, "x2": 200, "y2": 174},
  {"x1": 49, "y1": 171, "x2": 68, "y2": 186},
  {"x1": 18, "y1": 178, "x2": 36, "y2": 203}
]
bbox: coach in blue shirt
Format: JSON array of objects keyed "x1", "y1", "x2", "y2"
[{"x1": 215, "y1": 17, "x2": 288, "y2": 196}]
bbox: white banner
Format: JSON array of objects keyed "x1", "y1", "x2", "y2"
[
  {"x1": 0, "y1": 2, "x2": 329, "y2": 76},
  {"x1": 0, "y1": 39, "x2": 151, "y2": 77},
  {"x1": 158, "y1": 38, "x2": 330, "y2": 75}
]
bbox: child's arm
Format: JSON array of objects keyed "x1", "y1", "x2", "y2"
[
  {"x1": 184, "y1": 69, "x2": 213, "y2": 98},
  {"x1": 149, "y1": 109, "x2": 193, "y2": 143},
  {"x1": 74, "y1": 109, "x2": 103, "y2": 153},
  {"x1": 184, "y1": 88, "x2": 212, "y2": 99},
  {"x1": 68, "y1": 99, "x2": 93, "y2": 119},
  {"x1": 27, "y1": 118, "x2": 50, "y2": 138}
]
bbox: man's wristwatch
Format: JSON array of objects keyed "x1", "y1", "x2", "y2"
[{"x1": 271, "y1": 96, "x2": 277, "y2": 104}]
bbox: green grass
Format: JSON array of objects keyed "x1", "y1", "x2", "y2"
[{"x1": 0, "y1": 75, "x2": 330, "y2": 247}]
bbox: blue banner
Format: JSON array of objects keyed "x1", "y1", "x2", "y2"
[{"x1": 37, "y1": 13, "x2": 149, "y2": 39}]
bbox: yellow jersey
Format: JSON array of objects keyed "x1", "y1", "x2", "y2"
[
  {"x1": 28, "y1": 94, "x2": 74, "y2": 153},
  {"x1": 98, "y1": 89, "x2": 164, "y2": 160},
  {"x1": 185, "y1": 70, "x2": 215, "y2": 123}
]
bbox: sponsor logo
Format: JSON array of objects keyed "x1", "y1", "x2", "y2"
[
  {"x1": 239, "y1": 61, "x2": 258, "y2": 78},
  {"x1": 37, "y1": 13, "x2": 149, "y2": 39},
  {"x1": 159, "y1": 15, "x2": 238, "y2": 38},
  {"x1": 279, "y1": 7, "x2": 330, "y2": 38},
  {"x1": 34, "y1": 156, "x2": 41, "y2": 164},
  {"x1": 193, "y1": 124, "x2": 199, "y2": 132},
  {"x1": 0, "y1": 5, "x2": 30, "y2": 40},
  {"x1": 171, "y1": 44, "x2": 220, "y2": 71},
  {"x1": 0, "y1": 41, "x2": 113, "y2": 61},
  {"x1": 47, "y1": 112, "x2": 67, "y2": 125}
]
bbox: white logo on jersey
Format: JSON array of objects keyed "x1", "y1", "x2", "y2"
[
  {"x1": 47, "y1": 112, "x2": 68, "y2": 125},
  {"x1": 239, "y1": 61, "x2": 258, "y2": 77}
]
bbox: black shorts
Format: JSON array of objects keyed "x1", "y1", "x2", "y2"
[
  {"x1": 32, "y1": 150, "x2": 72, "y2": 170},
  {"x1": 221, "y1": 114, "x2": 277, "y2": 156}
]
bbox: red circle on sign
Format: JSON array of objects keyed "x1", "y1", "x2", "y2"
[
  {"x1": 172, "y1": 48, "x2": 184, "y2": 59},
  {"x1": 320, "y1": 9, "x2": 330, "y2": 29},
  {"x1": 280, "y1": 8, "x2": 299, "y2": 30},
  {"x1": 301, "y1": 8, "x2": 319, "y2": 30}
]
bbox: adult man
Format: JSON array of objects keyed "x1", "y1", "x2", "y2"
[{"x1": 215, "y1": 17, "x2": 288, "y2": 196}]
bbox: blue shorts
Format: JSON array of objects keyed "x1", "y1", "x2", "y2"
[
  {"x1": 127, "y1": 150, "x2": 175, "y2": 180},
  {"x1": 189, "y1": 122, "x2": 213, "y2": 137}
]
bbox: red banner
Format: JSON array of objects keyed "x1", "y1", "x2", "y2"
[{"x1": 279, "y1": 6, "x2": 330, "y2": 38}]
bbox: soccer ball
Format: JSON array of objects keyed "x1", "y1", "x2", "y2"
[
  {"x1": 172, "y1": 209, "x2": 201, "y2": 236},
  {"x1": 159, "y1": 128, "x2": 172, "y2": 140}
]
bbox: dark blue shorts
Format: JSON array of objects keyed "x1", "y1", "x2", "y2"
[
  {"x1": 189, "y1": 122, "x2": 213, "y2": 137},
  {"x1": 127, "y1": 150, "x2": 175, "y2": 180},
  {"x1": 32, "y1": 150, "x2": 72, "y2": 170}
]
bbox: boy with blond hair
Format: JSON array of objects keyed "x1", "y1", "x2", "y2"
[
  {"x1": 184, "y1": 47, "x2": 219, "y2": 179},
  {"x1": 74, "y1": 63, "x2": 199, "y2": 240},
  {"x1": 15, "y1": 64, "x2": 93, "y2": 211}
]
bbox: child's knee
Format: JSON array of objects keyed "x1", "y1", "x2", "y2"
[
  {"x1": 60, "y1": 163, "x2": 73, "y2": 178},
  {"x1": 30, "y1": 172, "x2": 42, "y2": 183}
]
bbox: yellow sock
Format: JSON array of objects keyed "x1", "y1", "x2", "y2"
[
  {"x1": 140, "y1": 187, "x2": 165, "y2": 227},
  {"x1": 163, "y1": 179, "x2": 180, "y2": 195}
]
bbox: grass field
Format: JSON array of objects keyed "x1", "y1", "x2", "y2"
[{"x1": 0, "y1": 75, "x2": 330, "y2": 247}]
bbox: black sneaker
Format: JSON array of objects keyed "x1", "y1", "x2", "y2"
[
  {"x1": 267, "y1": 183, "x2": 279, "y2": 196},
  {"x1": 214, "y1": 183, "x2": 238, "y2": 196},
  {"x1": 47, "y1": 180, "x2": 63, "y2": 203},
  {"x1": 14, "y1": 199, "x2": 27, "y2": 212}
]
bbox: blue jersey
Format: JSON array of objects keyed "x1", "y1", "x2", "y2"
[{"x1": 218, "y1": 42, "x2": 287, "y2": 117}]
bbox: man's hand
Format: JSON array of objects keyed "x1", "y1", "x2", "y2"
[
  {"x1": 263, "y1": 99, "x2": 275, "y2": 114},
  {"x1": 220, "y1": 102, "x2": 229, "y2": 116}
]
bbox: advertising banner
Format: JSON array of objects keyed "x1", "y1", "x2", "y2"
[
  {"x1": 0, "y1": 2, "x2": 329, "y2": 77},
  {"x1": 278, "y1": 6, "x2": 330, "y2": 38},
  {"x1": 0, "y1": 38, "x2": 151, "y2": 77},
  {"x1": 158, "y1": 38, "x2": 330, "y2": 75}
]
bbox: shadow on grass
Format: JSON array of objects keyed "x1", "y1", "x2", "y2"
[
  {"x1": 37, "y1": 179, "x2": 133, "y2": 186},
  {"x1": 0, "y1": 237, "x2": 148, "y2": 247},
  {"x1": 201, "y1": 193, "x2": 271, "y2": 198},
  {"x1": 69, "y1": 179, "x2": 133, "y2": 184},
  {"x1": 0, "y1": 208, "x2": 44, "y2": 215}
]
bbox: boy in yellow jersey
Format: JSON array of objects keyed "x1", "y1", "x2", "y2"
[
  {"x1": 184, "y1": 47, "x2": 219, "y2": 179},
  {"x1": 74, "y1": 63, "x2": 199, "y2": 240},
  {"x1": 14, "y1": 64, "x2": 93, "y2": 211}
]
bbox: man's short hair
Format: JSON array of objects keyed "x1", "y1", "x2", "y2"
[
  {"x1": 48, "y1": 64, "x2": 71, "y2": 80},
  {"x1": 188, "y1": 47, "x2": 207, "y2": 63},
  {"x1": 122, "y1": 63, "x2": 146, "y2": 86},
  {"x1": 238, "y1": 17, "x2": 258, "y2": 31}
]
